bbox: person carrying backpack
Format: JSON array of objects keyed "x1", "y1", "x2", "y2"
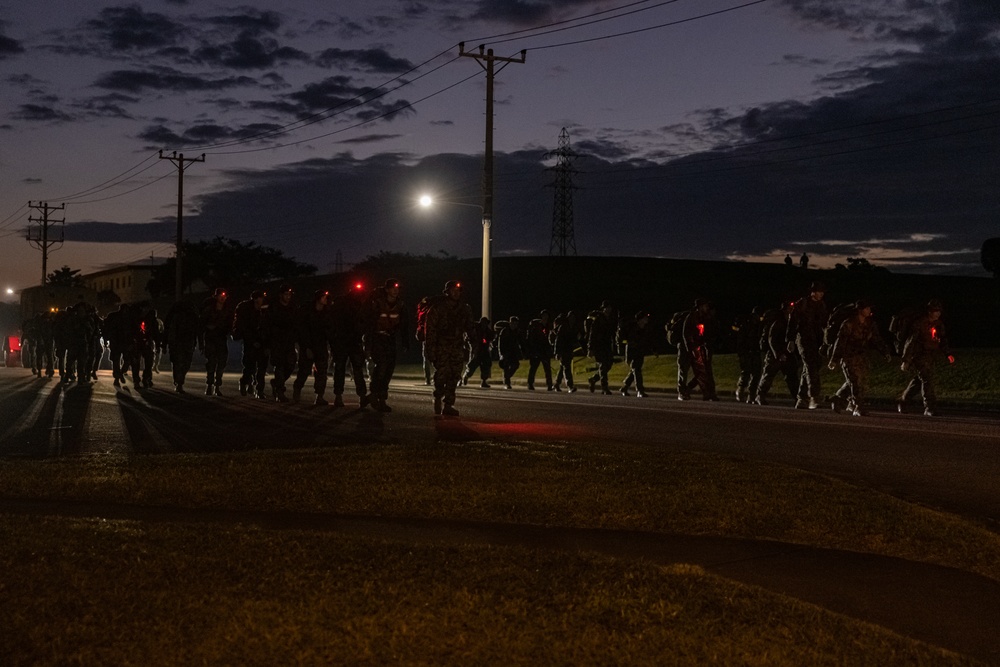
[
  {"x1": 733, "y1": 306, "x2": 763, "y2": 403},
  {"x1": 897, "y1": 299, "x2": 955, "y2": 417},
  {"x1": 826, "y1": 299, "x2": 892, "y2": 416},
  {"x1": 620, "y1": 310, "x2": 654, "y2": 398},
  {"x1": 755, "y1": 300, "x2": 799, "y2": 405},
  {"x1": 786, "y1": 281, "x2": 829, "y2": 409},
  {"x1": 682, "y1": 299, "x2": 719, "y2": 401}
]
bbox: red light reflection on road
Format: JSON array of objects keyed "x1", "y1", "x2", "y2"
[{"x1": 435, "y1": 419, "x2": 587, "y2": 442}]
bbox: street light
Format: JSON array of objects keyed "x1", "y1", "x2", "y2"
[{"x1": 417, "y1": 194, "x2": 491, "y2": 321}]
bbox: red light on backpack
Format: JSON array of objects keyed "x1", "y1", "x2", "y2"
[
  {"x1": 697, "y1": 324, "x2": 705, "y2": 336},
  {"x1": 355, "y1": 283, "x2": 363, "y2": 290},
  {"x1": 930, "y1": 326, "x2": 938, "y2": 340}
]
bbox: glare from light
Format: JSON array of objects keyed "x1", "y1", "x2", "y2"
[
  {"x1": 5, "y1": 288, "x2": 12, "y2": 295},
  {"x1": 418, "y1": 194, "x2": 434, "y2": 208}
]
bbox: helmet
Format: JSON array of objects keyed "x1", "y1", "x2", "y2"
[{"x1": 927, "y1": 299, "x2": 943, "y2": 312}]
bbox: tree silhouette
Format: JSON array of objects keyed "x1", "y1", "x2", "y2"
[
  {"x1": 148, "y1": 237, "x2": 317, "y2": 297},
  {"x1": 46, "y1": 266, "x2": 85, "y2": 287}
]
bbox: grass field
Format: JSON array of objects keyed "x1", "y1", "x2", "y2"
[
  {"x1": 485, "y1": 348, "x2": 1000, "y2": 405},
  {"x1": 2, "y1": 439, "x2": 997, "y2": 665}
]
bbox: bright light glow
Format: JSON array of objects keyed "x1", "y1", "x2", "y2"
[
  {"x1": 418, "y1": 194, "x2": 434, "y2": 208},
  {"x1": 5, "y1": 288, "x2": 12, "y2": 295}
]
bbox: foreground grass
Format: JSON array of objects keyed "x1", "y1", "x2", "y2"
[
  {"x1": 3, "y1": 443, "x2": 999, "y2": 583},
  {"x1": 476, "y1": 348, "x2": 1000, "y2": 404},
  {"x1": 0, "y1": 514, "x2": 977, "y2": 667}
]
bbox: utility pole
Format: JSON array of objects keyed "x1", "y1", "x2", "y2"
[
  {"x1": 459, "y1": 42, "x2": 526, "y2": 321},
  {"x1": 26, "y1": 201, "x2": 65, "y2": 286},
  {"x1": 546, "y1": 128, "x2": 581, "y2": 256},
  {"x1": 159, "y1": 150, "x2": 205, "y2": 302}
]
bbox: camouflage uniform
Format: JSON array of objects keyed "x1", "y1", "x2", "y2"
[
  {"x1": 425, "y1": 283, "x2": 473, "y2": 415},
  {"x1": 733, "y1": 308, "x2": 763, "y2": 403},
  {"x1": 620, "y1": 312, "x2": 655, "y2": 398},
  {"x1": 899, "y1": 307, "x2": 952, "y2": 416},
  {"x1": 682, "y1": 301, "x2": 718, "y2": 401},
  {"x1": 200, "y1": 292, "x2": 234, "y2": 395},
  {"x1": 586, "y1": 303, "x2": 617, "y2": 395},
  {"x1": 786, "y1": 286, "x2": 829, "y2": 408},
  {"x1": 755, "y1": 305, "x2": 800, "y2": 404},
  {"x1": 828, "y1": 306, "x2": 889, "y2": 415},
  {"x1": 164, "y1": 300, "x2": 200, "y2": 393},
  {"x1": 363, "y1": 281, "x2": 409, "y2": 412},
  {"x1": 525, "y1": 311, "x2": 554, "y2": 391},
  {"x1": 496, "y1": 318, "x2": 523, "y2": 389}
]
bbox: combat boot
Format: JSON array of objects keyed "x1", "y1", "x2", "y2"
[
  {"x1": 442, "y1": 405, "x2": 459, "y2": 417},
  {"x1": 480, "y1": 380, "x2": 491, "y2": 388},
  {"x1": 333, "y1": 394, "x2": 345, "y2": 408},
  {"x1": 620, "y1": 387, "x2": 630, "y2": 397},
  {"x1": 205, "y1": 384, "x2": 214, "y2": 396},
  {"x1": 292, "y1": 385, "x2": 302, "y2": 402},
  {"x1": 735, "y1": 389, "x2": 747, "y2": 403},
  {"x1": 239, "y1": 382, "x2": 248, "y2": 397},
  {"x1": 214, "y1": 385, "x2": 223, "y2": 397},
  {"x1": 314, "y1": 395, "x2": 329, "y2": 406}
]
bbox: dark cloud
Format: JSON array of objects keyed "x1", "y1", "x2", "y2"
[
  {"x1": 471, "y1": 0, "x2": 553, "y2": 25},
  {"x1": 277, "y1": 76, "x2": 417, "y2": 123},
  {"x1": 204, "y1": 10, "x2": 282, "y2": 36},
  {"x1": 0, "y1": 33, "x2": 25, "y2": 59},
  {"x1": 316, "y1": 48, "x2": 415, "y2": 73},
  {"x1": 137, "y1": 121, "x2": 285, "y2": 148},
  {"x1": 71, "y1": 93, "x2": 140, "y2": 119},
  {"x1": 192, "y1": 34, "x2": 309, "y2": 70},
  {"x1": 93, "y1": 67, "x2": 257, "y2": 93},
  {"x1": 86, "y1": 5, "x2": 188, "y2": 51},
  {"x1": 10, "y1": 104, "x2": 72, "y2": 122},
  {"x1": 63, "y1": 220, "x2": 174, "y2": 244},
  {"x1": 336, "y1": 133, "x2": 404, "y2": 144}
]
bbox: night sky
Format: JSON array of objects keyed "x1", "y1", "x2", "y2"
[{"x1": 1, "y1": 0, "x2": 997, "y2": 298}]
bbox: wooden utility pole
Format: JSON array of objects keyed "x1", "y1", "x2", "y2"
[
  {"x1": 26, "y1": 201, "x2": 65, "y2": 286},
  {"x1": 459, "y1": 42, "x2": 525, "y2": 321},
  {"x1": 159, "y1": 150, "x2": 205, "y2": 302}
]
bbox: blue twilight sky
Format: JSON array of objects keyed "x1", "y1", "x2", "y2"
[{"x1": 0, "y1": 0, "x2": 997, "y2": 296}]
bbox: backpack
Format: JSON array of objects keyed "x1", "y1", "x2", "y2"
[
  {"x1": 415, "y1": 295, "x2": 445, "y2": 342},
  {"x1": 823, "y1": 302, "x2": 858, "y2": 348},
  {"x1": 888, "y1": 306, "x2": 921, "y2": 355},
  {"x1": 665, "y1": 310, "x2": 689, "y2": 347},
  {"x1": 757, "y1": 308, "x2": 784, "y2": 350}
]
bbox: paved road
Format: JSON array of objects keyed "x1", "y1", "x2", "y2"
[
  {"x1": 3, "y1": 367, "x2": 1000, "y2": 662},
  {"x1": 2, "y1": 368, "x2": 999, "y2": 528}
]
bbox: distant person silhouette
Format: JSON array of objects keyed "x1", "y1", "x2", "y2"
[
  {"x1": 799, "y1": 253, "x2": 810, "y2": 269},
  {"x1": 784, "y1": 254, "x2": 793, "y2": 266}
]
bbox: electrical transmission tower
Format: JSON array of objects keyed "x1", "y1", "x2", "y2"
[
  {"x1": 26, "y1": 201, "x2": 65, "y2": 286},
  {"x1": 546, "y1": 128, "x2": 580, "y2": 256}
]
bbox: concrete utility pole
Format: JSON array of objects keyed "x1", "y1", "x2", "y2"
[
  {"x1": 459, "y1": 42, "x2": 526, "y2": 321},
  {"x1": 159, "y1": 150, "x2": 205, "y2": 302},
  {"x1": 26, "y1": 201, "x2": 65, "y2": 286}
]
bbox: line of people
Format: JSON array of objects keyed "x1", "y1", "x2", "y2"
[{"x1": 18, "y1": 278, "x2": 956, "y2": 419}]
